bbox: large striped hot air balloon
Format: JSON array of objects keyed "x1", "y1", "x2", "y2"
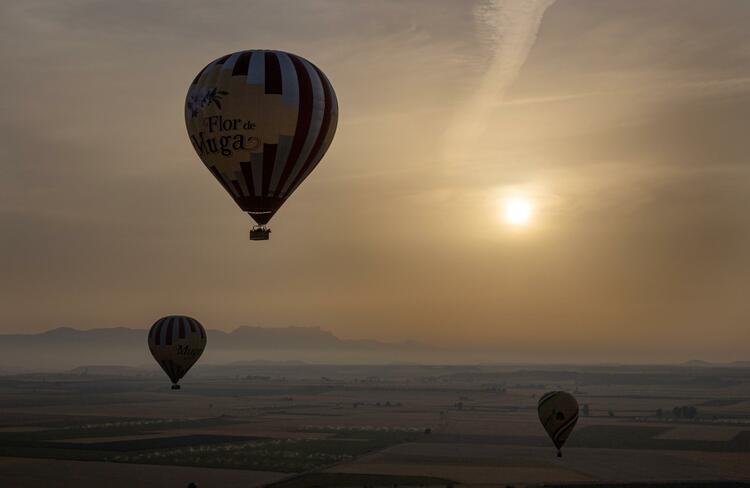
[
  {"x1": 185, "y1": 50, "x2": 338, "y2": 240},
  {"x1": 538, "y1": 390, "x2": 579, "y2": 457},
  {"x1": 148, "y1": 315, "x2": 206, "y2": 390}
]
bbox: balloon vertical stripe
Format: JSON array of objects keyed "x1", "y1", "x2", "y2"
[
  {"x1": 262, "y1": 144, "x2": 277, "y2": 196},
  {"x1": 278, "y1": 53, "x2": 300, "y2": 107},
  {"x1": 153, "y1": 320, "x2": 163, "y2": 346},
  {"x1": 164, "y1": 320, "x2": 174, "y2": 346},
  {"x1": 248, "y1": 153, "x2": 263, "y2": 198},
  {"x1": 264, "y1": 52, "x2": 283, "y2": 95},
  {"x1": 214, "y1": 54, "x2": 231, "y2": 65},
  {"x1": 247, "y1": 50, "x2": 265, "y2": 85},
  {"x1": 220, "y1": 52, "x2": 242, "y2": 72},
  {"x1": 240, "y1": 161, "x2": 256, "y2": 198},
  {"x1": 269, "y1": 135, "x2": 293, "y2": 194},
  {"x1": 232, "y1": 52, "x2": 252, "y2": 77}
]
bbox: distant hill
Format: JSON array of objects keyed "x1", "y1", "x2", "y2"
[
  {"x1": 0, "y1": 326, "x2": 435, "y2": 371},
  {"x1": 683, "y1": 359, "x2": 712, "y2": 367},
  {"x1": 682, "y1": 359, "x2": 750, "y2": 368},
  {"x1": 68, "y1": 365, "x2": 148, "y2": 376},
  {"x1": 0, "y1": 325, "x2": 426, "y2": 351}
]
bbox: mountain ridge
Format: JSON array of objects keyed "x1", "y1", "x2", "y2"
[{"x1": 0, "y1": 325, "x2": 430, "y2": 351}]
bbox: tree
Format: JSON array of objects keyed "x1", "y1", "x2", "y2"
[{"x1": 671, "y1": 405, "x2": 697, "y2": 419}]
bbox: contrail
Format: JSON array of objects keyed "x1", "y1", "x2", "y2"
[{"x1": 444, "y1": 0, "x2": 556, "y2": 165}]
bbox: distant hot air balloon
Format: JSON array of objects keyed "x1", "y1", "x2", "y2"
[
  {"x1": 538, "y1": 390, "x2": 579, "y2": 457},
  {"x1": 148, "y1": 316, "x2": 206, "y2": 390},
  {"x1": 185, "y1": 50, "x2": 339, "y2": 241}
]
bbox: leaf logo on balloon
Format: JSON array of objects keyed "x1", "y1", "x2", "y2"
[{"x1": 188, "y1": 88, "x2": 230, "y2": 118}]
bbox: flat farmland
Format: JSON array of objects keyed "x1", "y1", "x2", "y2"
[
  {"x1": 0, "y1": 457, "x2": 286, "y2": 488},
  {"x1": 655, "y1": 425, "x2": 743, "y2": 441},
  {"x1": 328, "y1": 443, "x2": 750, "y2": 484},
  {"x1": 2, "y1": 363, "x2": 750, "y2": 487}
]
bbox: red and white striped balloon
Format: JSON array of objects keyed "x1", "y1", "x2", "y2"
[{"x1": 185, "y1": 50, "x2": 338, "y2": 227}]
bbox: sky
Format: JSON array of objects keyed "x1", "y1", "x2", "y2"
[{"x1": 2, "y1": 0, "x2": 750, "y2": 362}]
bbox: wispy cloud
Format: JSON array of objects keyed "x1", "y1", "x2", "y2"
[{"x1": 444, "y1": 0, "x2": 556, "y2": 164}]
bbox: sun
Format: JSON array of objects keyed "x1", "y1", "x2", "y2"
[{"x1": 501, "y1": 196, "x2": 534, "y2": 226}]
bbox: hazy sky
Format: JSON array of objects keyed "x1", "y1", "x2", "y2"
[{"x1": 2, "y1": 0, "x2": 750, "y2": 362}]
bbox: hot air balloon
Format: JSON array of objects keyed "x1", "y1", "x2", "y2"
[
  {"x1": 185, "y1": 50, "x2": 339, "y2": 241},
  {"x1": 148, "y1": 315, "x2": 206, "y2": 390},
  {"x1": 538, "y1": 390, "x2": 579, "y2": 457}
]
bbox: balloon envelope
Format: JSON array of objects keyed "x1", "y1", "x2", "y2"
[
  {"x1": 148, "y1": 315, "x2": 206, "y2": 388},
  {"x1": 185, "y1": 50, "x2": 338, "y2": 226},
  {"x1": 538, "y1": 390, "x2": 579, "y2": 456}
]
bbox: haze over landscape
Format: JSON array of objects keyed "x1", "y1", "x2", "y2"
[
  {"x1": 3, "y1": 0, "x2": 750, "y2": 364},
  {"x1": 5, "y1": 2, "x2": 750, "y2": 487}
]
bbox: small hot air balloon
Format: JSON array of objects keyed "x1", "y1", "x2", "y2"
[
  {"x1": 538, "y1": 390, "x2": 579, "y2": 457},
  {"x1": 185, "y1": 50, "x2": 339, "y2": 241},
  {"x1": 148, "y1": 315, "x2": 206, "y2": 390}
]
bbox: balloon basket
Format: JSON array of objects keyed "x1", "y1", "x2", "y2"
[
  {"x1": 171, "y1": 384, "x2": 181, "y2": 390},
  {"x1": 250, "y1": 226, "x2": 271, "y2": 241}
]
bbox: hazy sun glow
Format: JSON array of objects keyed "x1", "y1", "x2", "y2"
[{"x1": 502, "y1": 197, "x2": 534, "y2": 226}]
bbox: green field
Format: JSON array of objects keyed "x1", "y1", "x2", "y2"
[{"x1": 0, "y1": 420, "x2": 424, "y2": 473}]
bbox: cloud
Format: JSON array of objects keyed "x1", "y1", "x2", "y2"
[{"x1": 444, "y1": 0, "x2": 556, "y2": 166}]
